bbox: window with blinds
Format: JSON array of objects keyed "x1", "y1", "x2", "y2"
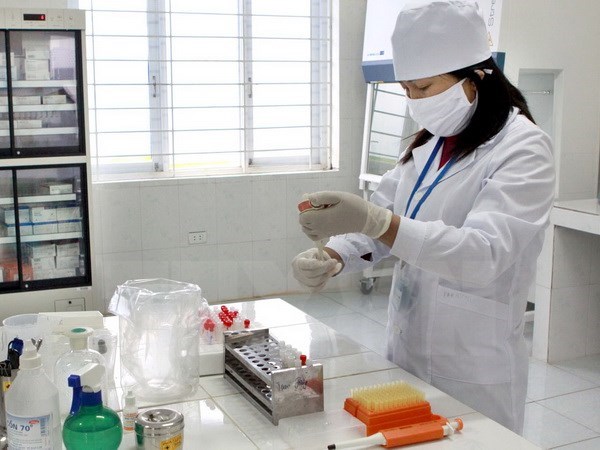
[{"x1": 82, "y1": 0, "x2": 331, "y2": 180}]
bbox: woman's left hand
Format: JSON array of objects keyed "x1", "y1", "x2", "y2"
[{"x1": 298, "y1": 191, "x2": 392, "y2": 241}]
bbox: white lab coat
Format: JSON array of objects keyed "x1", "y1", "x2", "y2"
[{"x1": 327, "y1": 108, "x2": 555, "y2": 434}]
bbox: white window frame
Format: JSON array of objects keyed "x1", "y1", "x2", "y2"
[{"x1": 85, "y1": 0, "x2": 332, "y2": 180}]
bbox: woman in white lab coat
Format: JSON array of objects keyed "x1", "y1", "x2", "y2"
[{"x1": 292, "y1": 0, "x2": 555, "y2": 434}]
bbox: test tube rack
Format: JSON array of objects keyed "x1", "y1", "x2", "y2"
[{"x1": 223, "y1": 328, "x2": 324, "y2": 425}]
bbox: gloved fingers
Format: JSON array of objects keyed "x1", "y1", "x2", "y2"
[
  {"x1": 307, "y1": 191, "x2": 343, "y2": 207},
  {"x1": 294, "y1": 257, "x2": 338, "y2": 274}
]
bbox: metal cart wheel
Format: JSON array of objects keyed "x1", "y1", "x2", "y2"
[{"x1": 360, "y1": 277, "x2": 375, "y2": 295}]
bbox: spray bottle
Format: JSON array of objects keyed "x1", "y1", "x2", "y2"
[
  {"x1": 62, "y1": 363, "x2": 122, "y2": 450},
  {"x1": 54, "y1": 327, "x2": 106, "y2": 418},
  {"x1": 4, "y1": 341, "x2": 61, "y2": 450}
]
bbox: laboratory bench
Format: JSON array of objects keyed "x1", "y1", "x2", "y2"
[{"x1": 101, "y1": 298, "x2": 539, "y2": 449}]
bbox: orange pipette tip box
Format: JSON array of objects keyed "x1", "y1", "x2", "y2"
[{"x1": 344, "y1": 397, "x2": 436, "y2": 436}]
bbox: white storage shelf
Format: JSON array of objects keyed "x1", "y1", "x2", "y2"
[
  {"x1": 551, "y1": 198, "x2": 600, "y2": 235},
  {"x1": 0, "y1": 80, "x2": 77, "y2": 88},
  {"x1": 0, "y1": 194, "x2": 77, "y2": 205},
  {"x1": 0, "y1": 231, "x2": 82, "y2": 245}
]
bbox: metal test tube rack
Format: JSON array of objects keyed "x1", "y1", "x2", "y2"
[{"x1": 223, "y1": 328, "x2": 324, "y2": 425}]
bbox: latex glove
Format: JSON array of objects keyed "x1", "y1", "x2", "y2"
[
  {"x1": 292, "y1": 248, "x2": 342, "y2": 291},
  {"x1": 299, "y1": 191, "x2": 393, "y2": 241}
]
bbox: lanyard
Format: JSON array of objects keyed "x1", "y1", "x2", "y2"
[{"x1": 404, "y1": 137, "x2": 457, "y2": 219}]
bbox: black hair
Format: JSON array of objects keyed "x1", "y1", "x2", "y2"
[{"x1": 400, "y1": 57, "x2": 535, "y2": 165}]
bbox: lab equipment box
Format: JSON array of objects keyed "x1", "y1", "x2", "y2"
[{"x1": 224, "y1": 328, "x2": 324, "y2": 425}]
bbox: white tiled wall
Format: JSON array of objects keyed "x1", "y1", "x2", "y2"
[{"x1": 90, "y1": 1, "x2": 369, "y2": 311}]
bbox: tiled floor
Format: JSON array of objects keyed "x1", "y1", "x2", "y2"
[{"x1": 276, "y1": 289, "x2": 600, "y2": 450}]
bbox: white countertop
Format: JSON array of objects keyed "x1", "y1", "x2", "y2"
[
  {"x1": 552, "y1": 198, "x2": 600, "y2": 235},
  {"x1": 101, "y1": 298, "x2": 539, "y2": 449}
]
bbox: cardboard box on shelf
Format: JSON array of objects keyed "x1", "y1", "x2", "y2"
[
  {"x1": 0, "y1": 98, "x2": 7, "y2": 106},
  {"x1": 25, "y1": 49, "x2": 50, "y2": 60},
  {"x1": 0, "y1": 206, "x2": 31, "y2": 225},
  {"x1": 57, "y1": 220, "x2": 81, "y2": 233},
  {"x1": 24, "y1": 59, "x2": 49, "y2": 72},
  {"x1": 2, "y1": 260, "x2": 33, "y2": 282},
  {"x1": 13, "y1": 96, "x2": 42, "y2": 105},
  {"x1": 55, "y1": 255, "x2": 79, "y2": 269},
  {"x1": 0, "y1": 67, "x2": 17, "y2": 81},
  {"x1": 0, "y1": 52, "x2": 15, "y2": 63},
  {"x1": 42, "y1": 94, "x2": 68, "y2": 105},
  {"x1": 14, "y1": 119, "x2": 43, "y2": 129},
  {"x1": 25, "y1": 70, "x2": 50, "y2": 81},
  {"x1": 0, "y1": 120, "x2": 9, "y2": 129},
  {"x1": 41, "y1": 183, "x2": 73, "y2": 195},
  {"x1": 33, "y1": 221, "x2": 58, "y2": 235},
  {"x1": 30, "y1": 256, "x2": 56, "y2": 271},
  {"x1": 31, "y1": 206, "x2": 57, "y2": 223},
  {"x1": 56, "y1": 242, "x2": 80, "y2": 257},
  {"x1": 1, "y1": 223, "x2": 33, "y2": 236},
  {"x1": 25, "y1": 242, "x2": 56, "y2": 258},
  {"x1": 56, "y1": 206, "x2": 80, "y2": 221},
  {"x1": 33, "y1": 267, "x2": 76, "y2": 280}
]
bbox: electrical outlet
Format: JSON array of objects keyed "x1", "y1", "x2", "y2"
[{"x1": 188, "y1": 231, "x2": 207, "y2": 245}]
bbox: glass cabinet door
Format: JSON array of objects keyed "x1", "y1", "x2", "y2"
[
  {"x1": 8, "y1": 30, "x2": 83, "y2": 156},
  {"x1": 15, "y1": 165, "x2": 89, "y2": 286},
  {"x1": 0, "y1": 32, "x2": 10, "y2": 153},
  {"x1": 0, "y1": 170, "x2": 19, "y2": 286}
]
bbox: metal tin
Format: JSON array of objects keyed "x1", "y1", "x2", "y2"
[{"x1": 135, "y1": 408, "x2": 184, "y2": 449}]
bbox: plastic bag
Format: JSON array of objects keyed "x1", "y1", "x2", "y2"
[{"x1": 108, "y1": 278, "x2": 205, "y2": 402}]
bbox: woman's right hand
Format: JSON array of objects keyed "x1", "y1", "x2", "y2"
[{"x1": 292, "y1": 248, "x2": 342, "y2": 292}]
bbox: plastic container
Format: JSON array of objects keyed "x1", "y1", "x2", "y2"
[
  {"x1": 63, "y1": 363, "x2": 122, "y2": 450},
  {"x1": 4, "y1": 341, "x2": 61, "y2": 450},
  {"x1": 2, "y1": 314, "x2": 40, "y2": 358},
  {"x1": 108, "y1": 279, "x2": 203, "y2": 402},
  {"x1": 135, "y1": 408, "x2": 184, "y2": 450},
  {"x1": 54, "y1": 327, "x2": 107, "y2": 418}
]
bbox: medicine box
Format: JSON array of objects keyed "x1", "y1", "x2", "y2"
[
  {"x1": 33, "y1": 221, "x2": 58, "y2": 235},
  {"x1": 25, "y1": 69, "x2": 50, "y2": 81},
  {"x1": 0, "y1": 67, "x2": 16, "y2": 81},
  {"x1": 25, "y1": 242, "x2": 56, "y2": 258},
  {"x1": 34, "y1": 268, "x2": 77, "y2": 280},
  {"x1": 0, "y1": 206, "x2": 30, "y2": 225},
  {"x1": 56, "y1": 255, "x2": 79, "y2": 269},
  {"x1": 25, "y1": 59, "x2": 49, "y2": 72},
  {"x1": 25, "y1": 49, "x2": 50, "y2": 60},
  {"x1": 0, "y1": 120, "x2": 9, "y2": 129},
  {"x1": 57, "y1": 220, "x2": 82, "y2": 233},
  {"x1": 3, "y1": 261, "x2": 33, "y2": 282},
  {"x1": 31, "y1": 206, "x2": 57, "y2": 223},
  {"x1": 13, "y1": 96, "x2": 42, "y2": 105},
  {"x1": 42, "y1": 94, "x2": 68, "y2": 105},
  {"x1": 0, "y1": 52, "x2": 15, "y2": 63},
  {"x1": 56, "y1": 206, "x2": 80, "y2": 221},
  {"x1": 41, "y1": 182, "x2": 73, "y2": 195},
  {"x1": 14, "y1": 119, "x2": 43, "y2": 129},
  {"x1": 0, "y1": 98, "x2": 7, "y2": 106},
  {"x1": 56, "y1": 242, "x2": 80, "y2": 257},
  {"x1": 30, "y1": 256, "x2": 56, "y2": 271},
  {"x1": 1, "y1": 223, "x2": 33, "y2": 236}
]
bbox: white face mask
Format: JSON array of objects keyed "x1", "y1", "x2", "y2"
[{"x1": 407, "y1": 78, "x2": 478, "y2": 137}]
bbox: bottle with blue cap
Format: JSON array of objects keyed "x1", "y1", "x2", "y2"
[
  {"x1": 62, "y1": 362, "x2": 122, "y2": 450},
  {"x1": 4, "y1": 340, "x2": 61, "y2": 449}
]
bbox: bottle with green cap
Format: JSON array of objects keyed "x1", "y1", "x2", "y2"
[
  {"x1": 63, "y1": 363, "x2": 122, "y2": 450},
  {"x1": 54, "y1": 327, "x2": 107, "y2": 418},
  {"x1": 5, "y1": 341, "x2": 61, "y2": 449}
]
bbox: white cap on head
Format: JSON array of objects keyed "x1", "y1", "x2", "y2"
[{"x1": 391, "y1": 0, "x2": 492, "y2": 81}]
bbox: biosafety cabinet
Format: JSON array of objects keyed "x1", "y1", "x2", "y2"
[{"x1": 0, "y1": 9, "x2": 93, "y2": 319}]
